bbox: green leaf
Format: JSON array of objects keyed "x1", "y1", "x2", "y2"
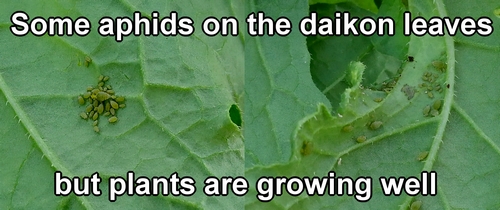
[
  {"x1": 245, "y1": 0, "x2": 500, "y2": 209},
  {"x1": 309, "y1": 0, "x2": 379, "y2": 14},
  {"x1": 0, "y1": 0, "x2": 243, "y2": 209},
  {"x1": 244, "y1": 0, "x2": 331, "y2": 167}
]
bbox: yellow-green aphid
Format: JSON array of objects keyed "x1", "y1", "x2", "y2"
[
  {"x1": 108, "y1": 116, "x2": 118, "y2": 123},
  {"x1": 341, "y1": 124, "x2": 354, "y2": 132},
  {"x1": 92, "y1": 100, "x2": 98, "y2": 108},
  {"x1": 98, "y1": 82, "x2": 104, "y2": 87},
  {"x1": 111, "y1": 95, "x2": 117, "y2": 99},
  {"x1": 495, "y1": 7, "x2": 500, "y2": 18},
  {"x1": 433, "y1": 99, "x2": 442, "y2": 110},
  {"x1": 96, "y1": 91, "x2": 110, "y2": 102},
  {"x1": 97, "y1": 103, "x2": 104, "y2": 114},
  {"x1": 373, "y1": 98, "x2": 383, "y2": 103},
  {"x1": 300, "y1": 140, "x2": 313, "y2": 156},
  {"x1": 80, "y1": 112, "x2": 88, "y2": 120},
  {"x1": 85, "y1": 56, "x2": 92, "y2": 67},
  {"x1": 103, "y1": 112, "x2": 110, "y2": 116},
  {"x1": 417, "y1": 151, "x2": 429, "y2": 161},
  {"x1": 93, "y1": 126, "x2": 99, "y2": 133},
  {"x1": 98, "y1": 86, "x2": 103, "y2": 91},
  {"x1": 106, "y1": 90, "x2": 115, "y2": 94},
  {"x1": 89, "y1": 98, "x2": 93, "y2": 104},
  {"x1": 119, "y1": 104, "x2": 126, "y2": 108},
  {"x1": 86, "y1": 105, "x2": 94, "y2": 113},
  {"x1": 92, "y1": 112, "x2": 99, "y2": 121},
  {"x1": 427, "y1": 91, "x2": 434, "y2": 99},
  {"x1": 432, "y1": 60, "x2": 446, "y2": 72},
  {"x1": 410, "y1": 200, "x2": 422, "y2": 210},
  {"x1": 93, "y1": 106, "x2": 98, "y2": 111},
  {"x1": 369, "y1": 121, "x2": 383, "y2": 130},
  {"x1": 87, "y1": 86, "x2": 93, "y2": 91},
  {"x1": 78, "y1": 96, "x2": 85, "y2": 105},
  {"x1": 93, "y1": 120, "x2": 98, "y2": 126},
  {"x1": 89, "y1": 110, "x2": 95, "y2": 117},
  {"x1": 423, "y1": 105, "x2": 431, "y2": 117},
  {"x1": 110, "y1": 100, "x2": 119, "y2": 109},
  {"x1": 106, "y1": 85, "x2": 112, "y2": 90},
  {"x1": 103, "y1": 76, "x2": 110, "y2": 82},
  {"x1": 105, "y1": 102, "x2": 110, "y2": 111},
  {"x1": 98, "y1": 75, "x2": 104, "y2": 82},
  {"x1": 430, "y1": 109, "x2": 439, "y2": 117},
  {"x1": 83, "y1": 92, "x2": 91, "y2": 99},
  {"x1": 115, "y1": 96, "x2": 125, "y2": 103},
  {"x1": 356, "y1": 135, "x2": 367, "y2": 143},
  {"x1": 110, "y1": 108, "x2": 115, "y2": 116},
  {"x1": 91, "y1": 88, "x2": 100, "y2": 95}
]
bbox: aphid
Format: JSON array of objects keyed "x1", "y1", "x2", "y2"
[
  {"x1": 103, "y1": 76, "x2": 110, "y2": 82},
  {"x1": 96, "y1": 91, "x2": 110, "y2": 102},
  {"x1": 421, "y1": 76, "x2": 428, "y2": 81},
  {"x1": 99, "y1": 86, "x2": 103, "y2": 91},
  {"x1": 89, "y1": 98, "x2": 93, "y2": 104},
  {"x1": 108, "y1": 116, "x2": 118, "y2": 123},
  {"x1": 107, "y1": 90, "x2": 115, "y2": 94},
  {"x1": 98, "y1": 75, "x2": 104, "y2": 82},
  {"x1": 83, "y1": 92, "x2": 91, "y2": 99},
  {"x1": 110, "y1": 108, "x2": 116, "y2": 116},
  {"x1": 433, "y1": 100, "x2": 442, "y2": 110},
  {"x1": 356, "y1": 135, "x2": 367, "y2": 143},
  {"x1": 92, "y1": 112, "x2": 99, "y2": 121},
  {"x1": 91, "y1": 89, "x2": 100, "y2": 95},
  {"x1": 89, "y1": 110, "x2": 95, "y2": 117},
  {"x1": 401, "y1": 84, "x2": 415, "y2": 100},
  {"x1": 427, "y1": 86, "x2": 433, "y2": 91},
  {"x1": 373, "y1": 98, "x2": 383, "y2": 103},
  {"x1": 430, "y1": 109, "x2": 439, "y2": 117},
  {"x1": 111, "y1": 95, "x2": 117, "y2": 99},
  {"x1": 106, "y1": 85, "x2": 112, "y2": 90},
  {"x1": 84, "y1": 56, "x2": 92, "y2": 67},
  {"x1": 80, "y1": 112, "x2": 88, "y2": 120},
  {"x1": 92, "y1": 100, "x2": 98, "y2": 108},
  {"x1": 103, "y1": 112, "x2": 110, "y2": 116},
  {"x1": 337, "y1": 158, "x2": 342, "y2": 166},
  {"x1": 417, "y1": 151, "x2": 429, "y2": 161},
  {"x1": 341, "y1": 124, "x2": 354, "y2": 132},
  {"x1": 93, "y1": 106, "x2": 98, "y2": 111},
  {"x1": 410, "y1": 200, "x2": 422, "y2": 210},
  {"x1": 105, "y1": 102, "x2": 110, "y2": 111},
  {"x1": 86, "y1": 105, "x2": 94, "y2": 113},
  {"x1": 427, "y1": 92, "x2": 434, "y2": 99},
  {"x1": 110, "y1": 100, "x2": 119, "y2": 109},
  {"x1": 432, "y1": 60, "x2": 446, "y2": 72},
  {"x1": 103, "y1": 87, "x2": 108, "y2": 91},
  {"x1": 300, "y1": 140, "x2": 313, "y2": 156},
  {"x1": 93, "y1": 126, "x2": 100, "y2": 133},
  {"x1": 115, "y1": 97, "x2": 125, "y2": 103},
  {"x1": 93, "y1": 120, "x2": 98, "y2": 126},
  {"x1": 423, "y1": 105, "x2": 431, "y2": 117},
  {"x1": 97, "y1": 103, "x2": 104, "y2": 114},
  {"x1": 87, "y1": 86, "x2": 93, "y2": 91},
  {"x1": 407, "y1": 56, "x2": 414, "y2": 62},
  {"x1": 369, "y1": 121, "x2": 383, "y2": 130},
  {"x1": 78, "y1": 96, "x2": 85, "y2": 105},
  {"x1": 119, "y1": 104, "x2": 126, "y2": 108},
  {"x1": 98, "y1": 82, "x2": 104, "y2": 87}
]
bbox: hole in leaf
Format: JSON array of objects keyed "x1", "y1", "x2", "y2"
[{"x1": 229, "y1": 104, "x2": 242, "y2": 127}]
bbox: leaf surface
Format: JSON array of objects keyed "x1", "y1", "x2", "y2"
[{"x1": 0, "y1": 0, "x2": 244, "y2": 209}]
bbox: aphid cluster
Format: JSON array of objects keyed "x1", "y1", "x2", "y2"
[
  {"x1": 419, "y1": 60, "x2": 446, "y2": 99},
  {"x1": 78, "y1": 75, "x2": 126, "y2": 132},
  {"x1": 423, "y1": 99, "x2": 442, "y2": 117}
]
